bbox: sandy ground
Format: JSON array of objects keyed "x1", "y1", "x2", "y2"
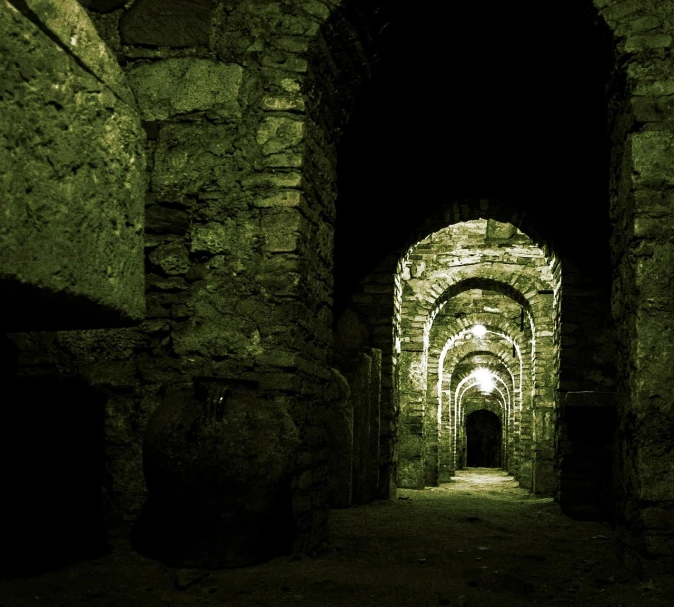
[{"x1": 1, "y1": 469, "x2": 672, "y2": 606}]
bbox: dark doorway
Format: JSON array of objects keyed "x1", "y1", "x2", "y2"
[
  {"x1": 0, "y1": 367, "x2": 109, "y2": 578},
  {"x1": 466, "y1": 410, "x2": 502, "y2": 468}
]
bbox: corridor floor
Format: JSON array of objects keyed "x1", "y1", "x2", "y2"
[{"x1": 1, "y1": 469, "x2": 672, "y2": 606}]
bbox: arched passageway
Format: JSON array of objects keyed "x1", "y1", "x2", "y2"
[
  {"x1": 465, "y1": 410, "x2": 502, "y2": 468},
  {"x1": 389, "y1": 218, "x2": 559, "y2": 494},
  {"x1": 8, "y1": 0, "x2": 674, "y2": 585}
]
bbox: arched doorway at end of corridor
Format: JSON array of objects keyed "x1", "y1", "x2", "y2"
[{"x1": 465, "y1": 409, "x2": 502, "y2": 469}]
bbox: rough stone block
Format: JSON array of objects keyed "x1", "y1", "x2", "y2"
[
  {"x1": 262, "y1": 95, "x2": 305, "y2": 111},
  {"x1": 631, "y1": 131, "x2": 674, "y2": 188},
  {"x1": 625, "y1": 34, "x2": 672, "y2": 52},
  {"x1": 22, "y1": 0, "x2": 135, "y2": 106},
  {"x1": 254, "y1": 191, "x2": 302, "y2": 208},
  {"x1": 190, "y1": 220, "x2": 257, "y2": 257},
  {"x1": 145, "y1": 205, "x2": 189, "y2": 235},
  {"x1": 261, "y1": 210, "x2": 302, "y2": 253},
  {"x1": 642, "y1": 507, "x2": 674, "y2": 531},
  {"x1": 128, "y1": 59, "x2": 242, "y2": 121},
  {"x1": 256, "y1": 116, "x2": 304, "y2": 155},
  {"x1": 151, "y1": 124, "x2": 235, "y2": 198},
  {"x1": 242, "y1": 172, "x2": 303, "y2": 189},
  {"x1": 148, "y1": 243, "x2": 190, "y2": 276},
  {"x1": 0, "y1": 1, "x2": 145, "y2": 329}
]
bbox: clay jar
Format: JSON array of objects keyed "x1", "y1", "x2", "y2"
[{"x1": 134, "y1": 381, "x2": 300, "y2": 568}]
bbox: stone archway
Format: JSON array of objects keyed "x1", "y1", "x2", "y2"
[
  {"x1": 395, "y1": 220, "x2": 558, "y2": 494},
  {"x1": 11, "y1": 0, "x2": 670, "y2": 574}
]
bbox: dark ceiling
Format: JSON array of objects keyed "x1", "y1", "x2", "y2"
[{"x1": 334, "y1": 1, "x2": 613, "y2": 307}]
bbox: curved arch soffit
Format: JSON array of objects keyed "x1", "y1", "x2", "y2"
[{"x1": 456, "y1": 374, "x2": 510, "y2": 415}]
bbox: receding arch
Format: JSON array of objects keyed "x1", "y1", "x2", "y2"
[{"x1": 396, "y1": 218, "x2": 557, "y2": 489}]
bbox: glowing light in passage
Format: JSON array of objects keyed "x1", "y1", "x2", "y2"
[
  {"x1": 471, "y1": 324, "x2": 488, "y2": 338},
  {"x1": 471, "y1": 367, "x2": 496, "y2": 394}
]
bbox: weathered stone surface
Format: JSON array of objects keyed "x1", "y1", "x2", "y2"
[
  {"x1": 366, "y1": 348, "x2": 382, "y2": 499},
  {"x1": 254, "y1": 190, "x2": 303, "y2": 208},
  {"x1": 351, "y1": 351, "x2": 372, "y2": 504},
  {"x1": 630, "y1": 131, "x2": 674, "y2": 188},
  {"x1": 148, "y1": 243, "x2": 190, "y2": 276},
  {"x1": 256, "y1": 116, "x2": 304, "y2": 155},
  {"x1": 325, "y1": 369, "x2": 353, "y2": 508},
  {"x1": 0, "y1": 1, "x2": 146, "y2": 328},
  {"x1": 171, "y1": 297, "x2": 263, "y2": 364},
  {"x1": 519, "y1": 460, "x2": 533, "y2": 490},
  {"x1": 120, "y1": 0, "x2": 215, "y2": 47},
  {"x1": 190, "y1": 220, "x2": 258, "y2": 257},
  {"x1": 151, "y1": 124, "x2": 237, "y2": 200},
  {"x1": 347, "y1": 348, "x2": 382, "y2": 504},
  {"x1": 335, "y1": 309, "x2": 371, "y2": 353},
  {"x1": 261, "y1": 209, "x2": 302, "y2": 253},
  {"x1": 127, "y1": 59, "x2": 242, "y2": 121},
  {"x1": 22, "y1": 0, "x2": 136, "y2": 106}
]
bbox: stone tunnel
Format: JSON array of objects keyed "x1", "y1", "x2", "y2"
[{"x1": 1, "y1": 0, "x2": 674, "y2": 604}]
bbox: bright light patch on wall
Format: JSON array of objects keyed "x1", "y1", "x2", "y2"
[
  {"x1": 483, "y1": 306, "x2": 499, "y2": 313},
  {"x1": 471, "y1": 367, "x2": 496, "y2": 394},
  {"x1": 471, "y1": 324, "x2": 488, "y2": 338}
]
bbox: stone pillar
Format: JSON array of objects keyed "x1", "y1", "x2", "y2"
[
  {"x1": 615, "y1": 193, "x2": 674, "y2": 572},
  {"x1": 423, "y1": 398, "x2": 439, "y2": 486},
  {"x1": 351, "y1": 351, "x2": 372, "y2": 505},
  {"x1": 519, "y1": 399, "x2": 534, "y2": 490},
  {"x1": 594, "y1": 1, "x2": 674, "y2": 574},
  {"x1": 456, "y1": 425, "x2": 466, "y2": 469},
  {"x1": 325, "y1": 369, "x2": 353, "y2": 509},
  {"x1": 350, "y1": 348, "x2": 382, "y2": 504},
  {"x1": 397, "y1": 350, "x2": 426, "y2": 488},
  {"x1": 366, "y1": 348, "x2": 381, "y2": 502},
  {"x1": 377, "y1": 351, "x2": 398, "y2": 500},
  {"x1": 438, "y1": 415, "x2": 453, "y2": 482},
  {"x1": 531, "y1": 311, "x2": 557, "y2": 496},
  {"x1": 533, "y1": 404, "x2": 556, "y2": 496}
]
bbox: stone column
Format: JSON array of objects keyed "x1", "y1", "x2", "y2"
[
  {"x1": 325, "y1": 369, "x2": 354, "y2": 508},
  {"x1": 351, "y1": 351, "x2": 372, "y2": 505},
  {"x1": 615, "y1": 149, "x2": 674, "y2": 571},
  {"x1": 423, "y1": 398, "x2": 439, "y2": 486},
  {"x1": 397, "y1": 349, "x2": 426, "y2": 488},
  {"x1": 350, "y1": 348, "x2": 382, "y2": 504},
  {"x1": 366, "y1": 348, "x2": 381, "y2": 502},
  {"x1": 531, "y1": 302, "x2": 557, "y2": 496}
]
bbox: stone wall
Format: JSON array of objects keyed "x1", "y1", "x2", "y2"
[
  {"x1": 1, "y1": 0, "x2": 146, "y2": 329},
  {"x1": 5, "y1": 0, "x2": 674, "y2": 577},
  {"x1": 596, "y1": 0, "x2": 674, "y2": 573},
  {"x1": 6, "y1": 0, "x2": 387, "y2": 558}
]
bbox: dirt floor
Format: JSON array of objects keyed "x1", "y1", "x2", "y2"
[{"x1": 2, "y1": 469, "x2": 673, "y2": 606}]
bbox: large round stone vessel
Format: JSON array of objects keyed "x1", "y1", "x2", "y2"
[{"x1": 133, "y1": 381, "x2": 300, "y2": 568}]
